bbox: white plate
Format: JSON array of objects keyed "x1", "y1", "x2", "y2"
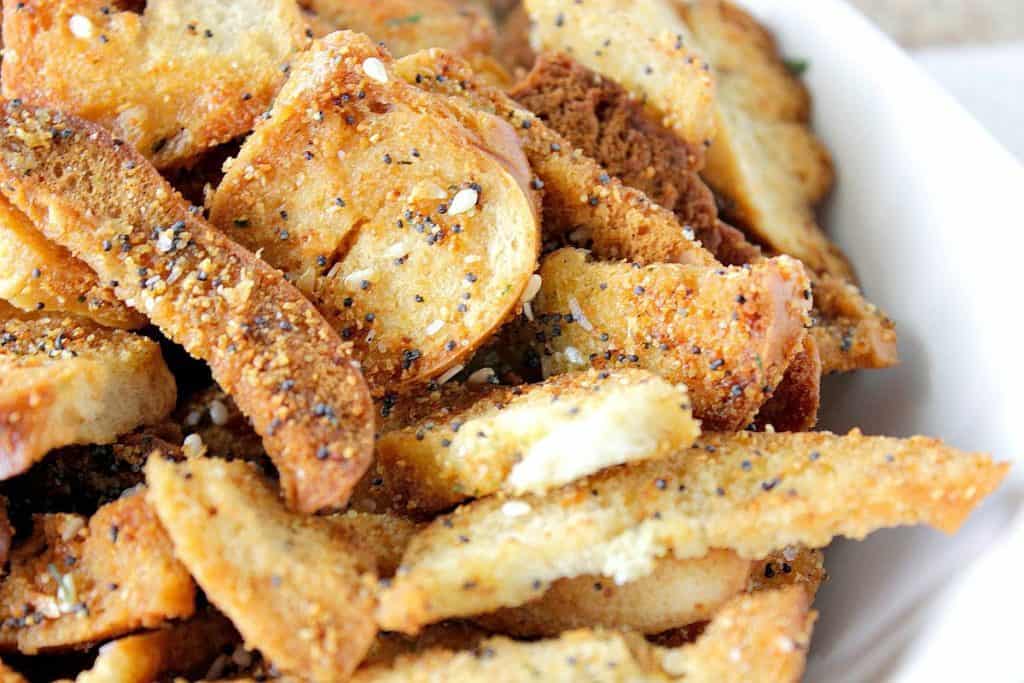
[{"x1": 736, "y1": 1, "x2": 1024, "y2": 680}]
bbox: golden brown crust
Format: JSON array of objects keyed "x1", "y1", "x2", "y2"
[
  {"x1": 0, "y1": 491, "x2": 196, "y2": 654},
  {"x1": 811, "y1": 273, "x2": 899, "y2": 374},
  {"x1": 530, "y1": 248, "x2": 811, "y2": 431},
  {"x1": 0, "y1": 311, "x2": 176, "y2": 480},
  {"x1": 356, "y1": 368, "x2": 699, "y2": 514},
  {"x1": 0, "y1": 99, "x2": 374, "y2": 513},
  {"x1": 753, "y1": 334, "x2": 821, "y2": 432},
  {"x1": 377, "y1": 429, "x2": 1006, "y2": 632},
  {"x1": 300, "y1": 0, "x2": 495, "y2": 60},
  {"x1": 475, "y1": 550, "x2": 751, "y2": 637},
  {"x1": 394, "y1": 49, "x2": 717, "y2": 268},
  {"x1": 323, "y1": 511, "x2": 422, "y2": 579},
  {"x1": 210, "y1": 33, "x2": 540, "y2": 396},
  {"x1": 145, "y1": 456, "x2": 379, "y2": 682},
  {"x1": 0, "y1": 196, "x2": 145, "y2": 328},
  {"x1": 1, "y1": 0, "x2": 311, "y2": 168}
]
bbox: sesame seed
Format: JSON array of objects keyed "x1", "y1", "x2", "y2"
[
  {"x1": 362, "y1": 57, "x2": 389, "y2": 83},
  {"x1": 425, "y1": 319, "x2": 445, "y2": 336},
  {"x1": 467, "y1": 367, "x2": 495, "y2": 385},
  {"x1": 501, "y1": 501, "x2": 532, "y2": 517},
  {"x1": 208, "y1": 399, "x2": 229, "y2": 426},
  {"x1": 447, "y1": 188, "x2": 479, "y2": 216}
]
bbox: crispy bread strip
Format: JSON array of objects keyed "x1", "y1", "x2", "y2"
[
  {"x1": 531, "y1": 248, "x2": 811, "y2": 431},
  {"x1": 394, "y1": 49, "x2": 717, "y2": 267},
  {"x1": 145, "y1": 456, "x2": 378, "y2": 682},
  {"x1": 0, "y1": 197, "x2": 144, "y2": 328},
  {"x1": 210, "y1": 32, "x2": 540, "y2": 395},
  {"x1": 475, "y1": 550, "x2": 751, "y2": 637},
  {"x1": 359, "y1": 369, "x2": 699, "y2": 513},
  {"x1": 68, "y1": 612, "x2": 239, "y2": 683},
  {"x1": 0, "y1": 100, "x2": 374, "y2": 513},
  {"x1": 753, "y1": 334, "x2": 821, "y2": 432},
  {"x1": 811, "y1": 273, "x2": 899, "y2": 374},
  {"x1": 300, "y1": 0, "x2": 495, "y2": 59},
  {"x1": 524, "y1": 0, "x2": 715, "y2": 151},
  {"x1": 360, "y1": 587, "x2": 813, "y2": 682},
  {"x1": 377, "y1": 430, "x2": 1006, "y2": 632},
  {"x1": 680, "y1": 1, "x2": 850, "y2": 280},
  {"x1": 0, "y1": 310, "x2": 175, "y2": 480},
  {"x1": 1, "y1": 0, "x2": 310, "y2": 168},
  {"x1": 0, "y1": 491, "x2": 196, "y2": 654}
]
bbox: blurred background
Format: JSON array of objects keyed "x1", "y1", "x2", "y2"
[{"x1": 852, "y1": 0, "x2": 1023, "y2": 160}]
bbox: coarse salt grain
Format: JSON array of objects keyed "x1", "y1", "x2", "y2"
[
  {"x1": 69, "y1": 14, "x2": 93, "y2": 39},
  {"x1": 362, "y1": 57, "x2": 388, "y2": 83},
  {"x1": 521, "y1": 273, "x2": 542, "y2": 304},
  {"x1": 182, "y1": 433, "x2": 206, "y2": 458},
  {"x1": 447, "y1": 188, "x2": 479, "y2": 216},
  {"x1": 467, "y1": 367, "x2": 495, "y2": 385},
  {"x1": 209, "y1": 399, "x2": 229, "y2": 426},
  {"x1": 501, "y1": 501, "x2": 532, "y2": 517}
]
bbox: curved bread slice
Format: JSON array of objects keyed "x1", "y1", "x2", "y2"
[
  {"x1": 530, "y1": 248, "x2": 811, "y2": 431},
  {"x1": 358, "y1": 368, "x2": 698, "y2": 514},
  {"x1": 0, "y1": 308, "x2": 175, "y2": 480},
  {"x1": 210, "y1": 32, "x2": 540, "y2": 394},
  {"x1": 0, "y1": 99, "x2": 374, "y2": 513},
  {"x1": 146, "y1": 455, "x2": 378, "y2": 682},
  {"x1": 376, "y1": 430, "x2": 1006, "y2": 632},
  {"x1": 0, "y1": 198, "x2": 144, "y2": 329},
  {"x1": 0, "y1": 491, "x2": 196, "y2": 654},
  {"x1": 1, "y1": 0, "x2": 310, "y2": 168}
]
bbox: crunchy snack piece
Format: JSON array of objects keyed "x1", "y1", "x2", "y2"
[
  {"x1": 753, "y1": 334, "x2": 821, "y2": 432},
  {"x1": 0, "y1": 100, "x2": 375, "y2": 514},
  {"x1": 524, "y1": 0, "x2": 715, "y2": 152},
  {"x1": 394, "y1": 49, "x2": 717, "y2": 268},
  {"x1": 300, "y1": 0, "x2": 495, "y2": 60},
  {"x1": 145, "y1": 456, "x2": 378, "y2": 681},
  {"x1": 680, "y1": 1, "x2": 851, "y2": 280},
  {"x1": 360, "y1": 587, "x2": 813, "y2": 682},
  {"x1": 811, "y1": 273, "x2": 899, "y2": 374},
  {"x1": 0, "y1": 197, "x2": 145, "y2": 329},
  {"x1": 0, "y1": 311, "x2": 176, "y2": 480},
  {"x1": 325, "y1": 511, "x2": 422, "y2": 579},
  {"x1": 1, "y1": 0, "x2": 310, "y2": 168},
  {"x1": 209, "y1": 32, "x2": 540, "y2": 395},
  {"x1": 475, "y1": 550, "x2": 751, "y2": 637},
  {"x1": 510, "y1": 52, "x2": 720, "y2": 250},
  {"x1": 531, "y1": 248, "x2": 811, "y2": 431},
  {"x1": 749, "y1": 548, "x2": 827, "y2": 598},
  {"x1": 359, "y1": 369, "x2": 699, "y2": 513},
  {"x1": 68, "y1": 612, "x2": 239, "y2": 683},
  {"x1": 175, "y1": 387, "x2": 266, "y2": 465},
  {"x1": 377, "y1": 429, "x2": 1006, "y2": 631},
  {"x1": 0, "y1": 491, "x2": 196, "y2": 654}
]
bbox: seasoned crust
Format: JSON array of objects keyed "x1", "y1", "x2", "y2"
[
  {"x1": 530, "y1": 248, "x2": 811, "y2": 431},
  {"x1": 376, "y1": 430, "x2": 1006, "y2": 632},
  {"x1": 210, "y1": 32, "x2": 540, "y2": 395},
  {"x1": 395, "y1": 48, "x2": 716, "y2": 267},
  {"x1": 355, "y1": 368, "x2": 698, "y2": 514},
  {"x1": 811, "y1": 272, "x2": 899, "y2": 374},
  {"x1": 753, "y1": 334, "x2": 821, "y2": 432},
  {"x1": 145, "y1": 456, "x2": 378, "y2": 682},
  {"x1": 0, "y1": 310, "x2": 176, "y2": 480},
  {"x1": 680, "y1": 0, "x2": 851, "y2": 280},
  {"x1": 474, "y1": 550, "x2": 751, "y2": 637},
  {"x1": 0, "y1": 99, "x2": 374, "y2": 514},
  {"x1": 749, "y1": 548, "x2": 827, "y2": 599},
  {"x1": 0, "y1": 491, "x2": 196, "y2": 654},
  {"x1": 1, "y1": 0, "x2": 311, "y2": 168},
  {"x1": 0, "y1": 197, "x2": 145, "y2": 328},
  {"x1": 524, "y1": 0, "x2": 716, "y2": 152}
]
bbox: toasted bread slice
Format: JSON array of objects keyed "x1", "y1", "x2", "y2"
[
  {"x1": 475, "y1": 550, "x2": 751, "y2": 637},
  {"x1": 358, "y1": 369, "x2": 698, "y2": 514},
  {"x1": 145, "y1": 455, "x2": 378, "y2": 681},
  {"x1": 68, "y1": 612, "x2": 239, "y2": 683},
  {"x1": 524, "y1": 0, "x2": 715, "y2": 152},
  {"x1": 0, "y1": 99, "x2": 375, "y2": 513},
  {"x1": 530, "y1": 248, "x2": 811, "y2": 431},
  {"x1": 680, "y1": 1, "x2": 851, "y2": 280},
  {"x1": 360, "y1": 587, "x2": 813, "y2": 682},
  {"x1": 395, "y1": 49, "x2": 717, "y2": 268},
  {"x1": 299, "y1": 0, "x2": 495, "y2": 59},
  {"x1": 376, "y1": 430, "x2": 1006, "y2": 631},
  {"x1": 0, "y1": 491, "x2": 196, "y2": 654},
  {"x1": 0, "y1": 197, "x2": 144, "y2": 329},
  {"x1": 753, "y1": 334, "x2": 821, "y2": 432},
  {"x1": 210, "y1": 32, "x2": 540, "y2": 394},
  {"x1": 811, "y1": 273, "x2": 899, "y2": 374},
  {"x1": 1, "y1": 0, "x2": 310, "y2": 168},
  {"x1": 0, "y1": 310, "x2": 176, "y2": 480}
]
